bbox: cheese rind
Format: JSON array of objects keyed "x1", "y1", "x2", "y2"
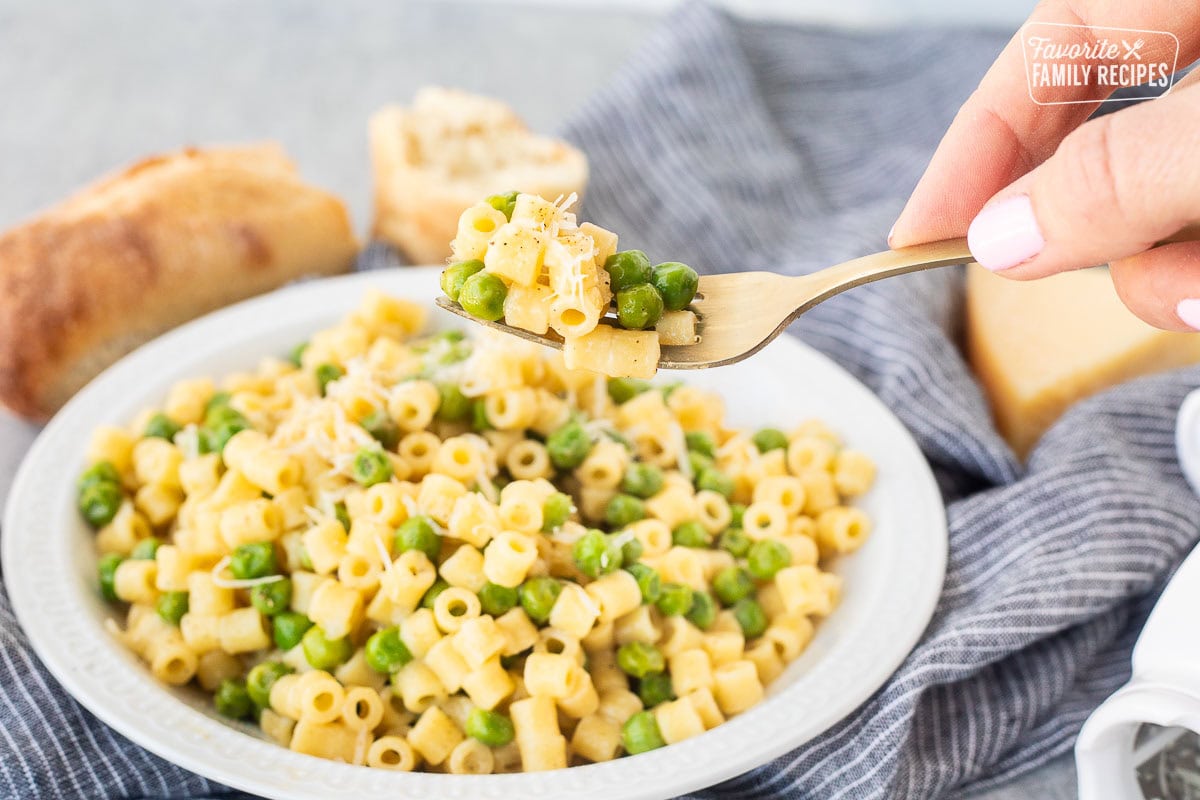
[{"x1": 966, "y1": 264, "x2": 1200, "y2": 458}]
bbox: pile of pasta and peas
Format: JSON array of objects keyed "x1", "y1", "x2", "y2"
[
  {"x1": 442, "y1": 191, "x2": 701, "y2": 379},
  {"x1": 81, "y1": 288, "x2": 875, "y2": 773}
]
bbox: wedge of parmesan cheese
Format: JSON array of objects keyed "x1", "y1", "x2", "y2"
[{"x1": 966, "y1": 264, "x2": 1200, "y2": 458}]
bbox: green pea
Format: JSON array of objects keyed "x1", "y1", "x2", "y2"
[
  {"x1": 471, "y1": 398, "x2": 493, "y2": 432},
  {"x1": 230, "y1": 542, "x2": 277, "y2": 580},
  {"x1": 214, "y1": 679, "x2": 254, "y2": 720},
  {"x1": 650, "y1": 261, "x2": 699, "y2": 312},
  {"x1": 605, "y1": 494, "x2": 646, "y2": 528},
  {"x1": 485, "y1": 190, "x2": 520, "y2": 221},
  {"x1": 546, "y1": 421, "x2": 592, "y2": 470},
  {"x1": 251, "y1": 578, "x2": 292, "y2": 617},
  {"x1": 747, "y1": 539, "x2": 792, "y2": 580},
  {"x1": 685, "y1": 431, "x2": 716, "y2": 458},
  {"x1": 572, "y1": 530, "x2": 622, "y2": 579},
  {"x1": 205, "y1": 392, "x2": 233, "y2": 414},
  {"x1": 655, "y1": 583, "x2": 694, "y2": 617},
  {"x1": 465, "y1": 707, "x2": 515, "y2": 747},
  {"x1": 479, "y1": 582, "x2": 519, "y2": 616},
  {"x1": 607, "y1": 377, "x2": 652, "y2": 404},
  {"x1": 79, "y1": 461, "x2": 121, "y2": 491},
  {"x1": 733, "y1": 597, "x2": 768, "y2": 638},
  {"x1": 421, "y1": 579, "x2": 450, "y2": 610},
  {"x1": 436, "y1": 383, "x2": 473, "y2": 422},
  {"x1": 458, "y1": 272, "x2": 508, "y2": 322},
  {"x1": 729, "y1": 504, "x2": 747, "y2": 529},
  {"x1": 518, "y1": 576, "x2": 562, "y2": 624},
  {"x1": 79, "y1": 480, "x2": 123, "y2": 528},
  {"x1": 156, "y1": 591, "x2": 189, "y2": 626},
  {"x1": 416, "y1": 331, "x2": 471, "y2": 367},
  {"x1": 98, "y1": 553, "x2": 123, "y2": 603},
  {"x1": 288, "y1": 342, "x2": 308, "y2": 368},
  {"x1": 315, "y1": 363, "x2": 344, "y2": 397},
  {"x1": 246, "y1": 661, "x2": 292, "y2": 709},
  {"x1": 616, "y1": 641, "x2": 665, "y2": 678},
  {"x1": 687, "y1": 451, "x2": 713, "y2": 477},
  {"x1": 351, "y1": 447, "x2": 393, "y2": 487},
  {"x1": 637, "y1": 672, "x2": 675, "y2": 708},
  {"x1": 687, "y1": 590, "x2": 718, "y2": 630},
  {"x1": 365, "y1": 627, "x2": 413, "y2": 673},
  {"x1": 395, "y1": 515, "x2": 441, "y2": 561},
  {"x1": 302, "y1": 625, "x2": 354, "y2": 670},
  {"x1": 129, "y1": 537, "x2": 163, "y2": 560},
  {"x1": 603, "y1": 250, "x2": 653, "y2": 293},
  {"x1": 616, "y1": 283, "x2": 665, "y2": 331},
  {"x1": 752, "y1": 428, "x2": 789, "y2": 453},
  {"x1": 622, "y1": 710, "x2": 667, "y2": 755},
  {"x1": 360, "y1": 409, "x2": 400, "y2": 451},
  {"x1": 713, "y1": 566, "x2": 755, "y2": 606},
  {"x1": 541, "y1": 492, "x2": 574, "y2": 532},
  {"x1": 625, "y1": 563, "x2": 662, "y2": 604},
  {"x1": 272, "y1": 612, "x2": 314, "y2": 651},
  {"x1": 198, "y1": 405, "x2": 251, "y2": 455},
  {"x1": 334, "y1": 502, "x2": 351, "y2": 533},
  {"x1": 143, "y1": 413, "x2": 181, "y2": 442},
  {"x1": 621, "y1": 536, "x2": 644, "y2": 565},
  {"x1": 672, "y1": 521, "x2": 710, "y2": 549},
  {"x1": 621, "y1": 463, "x2": 664, "y2": 499},
  {"x1": 441, "y1": 259, "x2": 486, "y2": 302},
  {"x1": 696, "y1": 467, "x2": 734, "y2": 499},
  {"x1": 718, "y1": 527, "x2": 751, "y2": 558}
]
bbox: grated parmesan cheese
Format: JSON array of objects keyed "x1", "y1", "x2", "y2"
[
  {"x1": 211, "y1": 556, "x2": 285, "y2": 590},
  {"x1": 374, "y1": 531, "x2": 395, "y2": 577},
  {"x1": 669, "y1": 422, "x2": 693, "y2": 481}
]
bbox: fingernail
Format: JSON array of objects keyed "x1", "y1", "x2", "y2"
[
  {"x1": 1177, "y1": 299, "x2": 1200, "y2": 331},
  {"x1": 967, "y1": 195, "x2": 1045, "y2": 271},
  {"x1": 887, "y1": 223, "x2": 896, "y2": 247}
]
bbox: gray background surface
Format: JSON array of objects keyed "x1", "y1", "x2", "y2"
[{"x1": 0, "y1": 1, "x2": 1075, "y2": 797}]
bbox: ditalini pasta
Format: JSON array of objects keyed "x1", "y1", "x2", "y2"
[
  {"x1": 441, "y1": 192, "x2": 702, "y2": 379},
  {"x1": 81, "y1": 290, "x2": 874, "y2": 772}
]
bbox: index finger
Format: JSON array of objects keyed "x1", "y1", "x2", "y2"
[{"x1": 888, "y1": 0, "x2": 1198, "y2": 248}]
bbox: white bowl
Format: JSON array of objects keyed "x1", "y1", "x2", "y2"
[{"x1": 2, "y1": 266, "x2": 946, "y2": 800}]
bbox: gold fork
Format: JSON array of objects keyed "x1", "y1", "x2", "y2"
[
  {"x1": 436, "y1": 228, "x2": 1200, "y2": 369},
  {"x1": 436, "y1": 237, "x2": 973, "y2": 369}
]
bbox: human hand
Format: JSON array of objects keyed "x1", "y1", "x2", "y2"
[{"x1": 889, "y1": 2, "x2": 1200, "y2": 331}]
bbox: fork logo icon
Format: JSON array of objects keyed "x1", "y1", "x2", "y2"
[{"x1": 1122, "y1": 38, "x2": 1145, "y2": 60}]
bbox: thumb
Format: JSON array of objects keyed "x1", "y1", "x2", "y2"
[{"x1": 966, "y1": 81, "x2": 1200, "y2": 279}]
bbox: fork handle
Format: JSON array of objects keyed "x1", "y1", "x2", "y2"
[
  {"x1": 800, "y1": 222, "x2": 1200, "y2": 312},
  {"x1": 800, "y1": 237, "x2": 973, "y2": 309}
]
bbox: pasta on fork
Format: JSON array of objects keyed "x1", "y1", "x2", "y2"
[{"x1": 441, "y1": 192, "x2": 701, "y2": 379}]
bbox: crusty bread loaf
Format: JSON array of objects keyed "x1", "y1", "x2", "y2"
[
  {"x1": 369, "y1": 88, "x2": 588, "y2": 265},
  {"x1": 0, "y1": 144, "x2": 359, "y2": 420}
]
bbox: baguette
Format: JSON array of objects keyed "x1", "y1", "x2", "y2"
[
  {"x1": 369, "y1": 88, "x2": 588, "y2": 264},
  {"x1": 0, "y1": 144, "x2": 359, "y2": 420}
]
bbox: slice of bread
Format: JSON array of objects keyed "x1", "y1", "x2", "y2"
[
  {"x1": 369, "y1": 88, "x2": 588, "y2": 265},
  {"x1": 0, "y1": 144, "x2": 360, "y2": 420}
]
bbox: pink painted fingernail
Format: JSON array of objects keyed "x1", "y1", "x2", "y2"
[
  {"x1": 1177, "y1": 299, "x2": 1200, "y2": 331},
  {"x1": 967, "y1": 195, "x2": 1045, "y2": 271}
]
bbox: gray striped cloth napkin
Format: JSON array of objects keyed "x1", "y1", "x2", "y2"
[{"x1": 2, "y1": 3, "x2": 1198, "y2": 798}]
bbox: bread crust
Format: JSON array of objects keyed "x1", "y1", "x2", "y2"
[
  {"x1": 369, "y1": 91, "x2": 588, "y2": 265},
  {"x1": 0, "y1": 144, "x2": 359, "y2": 420}
]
